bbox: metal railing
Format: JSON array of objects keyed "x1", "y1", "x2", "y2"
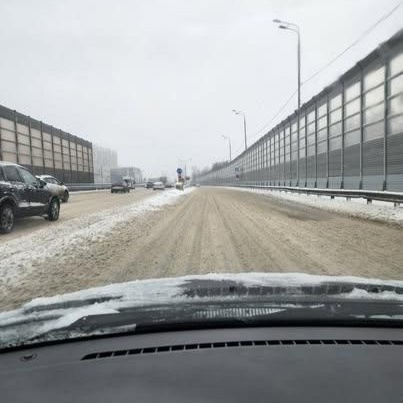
[
  {"x1": 67, "y1": 183, "x2": 146, "y2": 191},
  {"x1": 228, "y1": 184, "x2": 403, "y2": 207},
  {"x1": 67, "y1": 183, "x2": 111, "y2": 191}
]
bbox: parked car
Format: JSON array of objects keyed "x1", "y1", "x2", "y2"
[
  {"x1": 145, "y1": 181, "x2": 154, "y2": 189},
  {"x1": 0, "y1": 162, "x2": 60, "y2": 233},
  {"x1": 36, "y1": 175, "x2": 70, "y2": 203},
  {"x1": 153, "y1": 181, "x2": 165, "y2": 190},
  {"x1": 111, "y1": 181, "x2": 130, "y2": 193}
]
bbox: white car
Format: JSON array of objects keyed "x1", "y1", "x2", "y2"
[
  {"x1": 153, "y1": 181, "x2": 165, "y2": 190},
  {"x1": 36, "y1": 175, "x2": 70, "y2": 203}
]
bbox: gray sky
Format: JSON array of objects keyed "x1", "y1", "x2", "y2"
[{"x1": 0, "y1": 0, "x2": 402, "y2": 179}]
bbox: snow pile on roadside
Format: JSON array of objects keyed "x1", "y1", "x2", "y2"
[
  {"x1": 0, "y1": 188, "x2": 195, "y2": 285},
  {"x1": 230, "y1": 187, "x2": 403, "y2": 225}
]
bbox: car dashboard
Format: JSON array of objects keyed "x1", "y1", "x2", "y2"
[{"x1": 0, "y1": 326, "x2": 402, "y2": 402}]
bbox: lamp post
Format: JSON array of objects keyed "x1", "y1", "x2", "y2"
[
  {"x1": 221, "y1": 135, "x2": 232, "y2": 162},
  {"x1": 273, "y1": 19, "x2": 301, "y2": 109},
  {"x1": 232, "y1": 109, "x2": 248, "y2": 150}
]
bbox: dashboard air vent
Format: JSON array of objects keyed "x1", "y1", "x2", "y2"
[{"x1": 82, "y1": 339, "x2": 403, "y2": 361}]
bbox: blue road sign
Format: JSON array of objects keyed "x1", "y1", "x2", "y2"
[{"x1": 177, "y1": 168, "x2": 183, "y2": 174}]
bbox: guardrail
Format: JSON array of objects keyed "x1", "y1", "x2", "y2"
[
  {"x1": 67, "y1": 183, "x2": 111, "y2": 191},
  {"x1": 230, "y1": 184, "x2": 403, "y2": 207},
  {"x1": 67, "y1": 183, "x2": 146, "y2": 191}
]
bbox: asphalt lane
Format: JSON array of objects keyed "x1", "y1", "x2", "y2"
[
  {"x1": 0, "y1": 187, "x2": 154, "y2": 242},
  {"x1": 2, "y1": 186, "x2": 402, "y2": 310}
]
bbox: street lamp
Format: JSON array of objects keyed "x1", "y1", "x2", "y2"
[
  {"x1": 232, "y1": 109, "x2": 248, "y2": 150},
  {"x1": 273, "y1": 19, "x2": 301, "y2": 109},
  {"x1": 221, "y1": 135, "x2": 232, "y2": 162}
]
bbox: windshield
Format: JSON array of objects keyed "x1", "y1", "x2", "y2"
[{"x1": 0, "y1": 0, "x2": 403, "y2": 349}]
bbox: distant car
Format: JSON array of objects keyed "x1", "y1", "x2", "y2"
[
  {"x1": 122, "y1": 177, "x2": 136, "y2": 189},
  {"x1": 153, "y1": 181, "x2": 165, "y2": 190},
  {"x1": 0, "y1": 162, "x2": 60, "y2": 233},
  {"x1": 165, "y1": 183, "x2": 173, "y2": 188},
  {"x1": 36, "y1": 175, "x2": 70, "y2": 203},
  {"x1": 145, "y1": 181, "x2": 154, "y2": 189},
  {"x1": 196, "y1": 183, "x2": 200, "y2": 187},
  {"x1": 111, "y1": 181, "x2": 130, "y2": 193}
]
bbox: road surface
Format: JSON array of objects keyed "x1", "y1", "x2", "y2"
[{"x1": 1, "y1": 187, "x2": 402, "y2": 310}]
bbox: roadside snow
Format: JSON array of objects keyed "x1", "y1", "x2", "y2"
[
  {"x1": 229, "y1": 187, "x2": 403, "y2": 225},
  {"x1": 0, "y1": 188, "x2": 195, "y2": 285}
]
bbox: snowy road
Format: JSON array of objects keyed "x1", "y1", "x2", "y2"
[
  {"x1": 0, "y1": 188, "x2": 153, "y2": 241},
  {"x1": 1, "y1": 186, "x2": 402, "y2": 311}
]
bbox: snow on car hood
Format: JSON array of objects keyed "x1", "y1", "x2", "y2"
[{"x1": 1, "y1": 272, "x2": 403, "y2": 348}]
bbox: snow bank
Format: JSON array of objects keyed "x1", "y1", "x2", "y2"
[
  {"x1": 0, "y1": 188, "x2": 195, "y2": 285},
  {"x1": 229, "y1": 187, "x2": 403, "y2": 225}
]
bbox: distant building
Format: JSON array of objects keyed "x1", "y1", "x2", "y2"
[
  {"x1": 93, "y1": 145, "x2": 118, "y2": 184},
  {"x1": 111, "y1": 167, "x2": 142, "y2": 184}
]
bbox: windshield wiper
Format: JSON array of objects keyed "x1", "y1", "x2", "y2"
[
  {"x1": 17, "y1": 300, "x2": 403, "y2": 348},
  {"x1": 180, "y1": 280, "x2": 403, "y2": 299}
]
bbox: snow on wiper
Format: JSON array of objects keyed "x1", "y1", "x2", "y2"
[
  {"x1": 180, "y1": 278, "x2": 403, "y2": 299},
  {"x1": 1, "y1": 273, "x2": 403, "y2": 349},
  {"x1": 20, "y1": 300, "x2": 403, "y2": 347}
]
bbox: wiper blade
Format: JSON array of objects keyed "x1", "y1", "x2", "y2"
[
  {"x1": 181, "y1": 280, "x2": 403, "y2": 299},
  {"x1": 2, "y1": 273, "x2": 403, "y2": 350},
  {"x1": 21, "y1": 300, "x2": 403, "y2": 347}
]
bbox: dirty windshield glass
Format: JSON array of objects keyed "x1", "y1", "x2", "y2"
[{"x1": 0, "y1": 0, "x2": 402, "y2": 348}]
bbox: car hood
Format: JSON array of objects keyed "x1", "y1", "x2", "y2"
[{"x1": 1, "y1": 273, "x2": 403, "y2": 349}]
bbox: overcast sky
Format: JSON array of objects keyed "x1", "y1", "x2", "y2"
[{"x1": 0, "y1": 0, "x2": 402, "y2": 179}]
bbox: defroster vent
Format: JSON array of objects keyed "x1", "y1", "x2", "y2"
[{"x1": 81, "y1": 339, "x2": 403, "y2": 361}]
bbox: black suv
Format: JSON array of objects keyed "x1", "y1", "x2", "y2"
[{"x1": 0, "y1": 162, "x2": 60, "y2": 233}]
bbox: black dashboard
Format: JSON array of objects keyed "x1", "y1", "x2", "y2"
[{"x1": 1, "y1": 326, "x2": 402, "y2": 402}]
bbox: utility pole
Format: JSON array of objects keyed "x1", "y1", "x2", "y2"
[
  {"x1": 232, "y1": 109, "x2": 248, "y2": 150},
  {"x1": 273, "y1": 19, "x2": 301, "y2": 109},
  {"x1": 221, "y1": 135, "x2": 232, "y2": 162}
]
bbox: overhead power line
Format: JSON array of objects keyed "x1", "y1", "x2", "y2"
[
  {"x1": 243, "y1": 1, "x2": 402, "y2": 149},
  {"x1": 303, "y1": 1, "x2": 402, "y2": 85}
]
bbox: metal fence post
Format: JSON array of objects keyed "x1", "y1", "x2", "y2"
[
  {"x1": 314, "y1": 100, "x2": 318, "y2": 188},
  {"x1": 60, "y1": 130, "x2": 65, "y2": 182},
  {"x1": 358, "y1": 63, "x2": 364, "y2": 189},
  {"x1": 289, "y1": 122, "x2": 292, "y2": 186},
  {"x1": 50, "y1": 126, "x2": 56, "y2": 176},
  {"x1": 40, "y1": 121, "x2": 45, "y2": 170},
  {"x1": 383, "y1": 52, "x2": 389, "y2": 191},
  {"x1": 297, "y1": 112, "x2": 300, "y2": 187},
  {"x1": 28, "y1": 117, "x2": 34, "y2": 173},
  {"x1": 341, "y1": 80, "x2": 345, "y2": 189},
  {"x1": 13, "y1": 111, "x2": 19, "y2": 165},
  {"x1": 304, "y1": 109, "x2": 308, "y2": 187},
  {"x1": 326, "y1": 91, "x2": 330, "y2": 188}
]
